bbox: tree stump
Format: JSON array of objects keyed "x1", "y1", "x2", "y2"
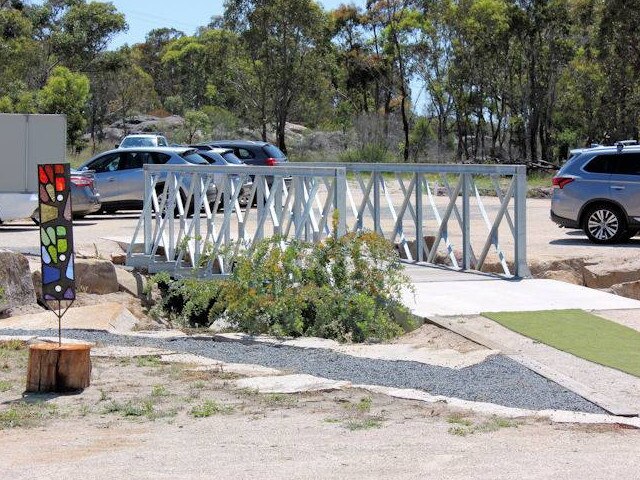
[{"x1": 26, "y1": 343, "x2": 92, "y2": 393}]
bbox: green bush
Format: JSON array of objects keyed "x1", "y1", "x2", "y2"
[
  {"x1": 338, "y1": 144, "x2": 397, "y2": 163},
  {"x1": 148, "y1": 218, "x2": 415, "y2": 342}
]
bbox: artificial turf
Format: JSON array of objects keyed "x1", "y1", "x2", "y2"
[{"x1": 482, "y1": 309, "x2": 640, "y2": 378}]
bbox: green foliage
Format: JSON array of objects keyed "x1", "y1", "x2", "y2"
[
  {"x1": 190, "y1": 400, "x2": 233, "y2": 417},
  {"x1": 339, "y1": 144, "x2": 397, "y2": 163},
  {"x1": 4, "y1": 0, "x2": 636, "y2": 165},
  {"x1": 164, "y1": 95, "x2": 184, "y2": 115},
  {"x1": 38, "y1": 66, "x2": 90, "y2": 147},
  {"x1": 149, "y1": 226, "x2": 415, "y2": 343},
  {"x1": 179, "y1": 109, "x2": 212, "y2": 143},
  {"x1": 0, "y1": 402, "x2": 58, "y2": 429},
  {"x1": 202, "y1": 105, "x2": 239, "y2": 133}
]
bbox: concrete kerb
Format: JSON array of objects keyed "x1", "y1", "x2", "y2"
[{"x1": 357, "y1": 384, "x2": 640, "y2": 429}]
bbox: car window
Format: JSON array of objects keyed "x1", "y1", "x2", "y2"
[
  {"x1": 151, "y1": 153, "x2": 171, "y2": 165},
  {"x1": 584, "y1": 155, "x2": 613, "y2": 174},
  {"x1": 236, "y1": 148, "x2": 254, "y2": 159},
  {"x1": 611, "y1": 153, "x2": 640, "y2": 175},
  {"x1": 181, "y1": 152, "x2": 209, "y2": 165},
  {"x1": 158, "y1": 137, "x2": 168, "y2": 147},
  {"x1": 121, "y1": 137, "x2": 156, "y2": 148},
  {"x1": 585, "y1": 153, "x2": 640, "y2": 175},
  {"x1": 118, "y1": 152, "x2": 145, "y2": 170},
  {"x1": 263, "y1": 144, "x2": 286, "y2": 158},
  {"x1": 89, "y1": 153, "x2": 120, "y2": 173},
  {"x1": 221, "y1": 152, "x2": 243, "y2": 165},
  {"x1": 202, "y1": 152, "x2": 225, "y2": 165}
]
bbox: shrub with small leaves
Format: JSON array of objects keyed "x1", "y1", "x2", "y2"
[{"x1": 147, "y1": 212, "x2": 415, "y2": 342}]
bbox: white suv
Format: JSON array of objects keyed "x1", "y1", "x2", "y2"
[{"x1": 117, "y1": 134, "x2": 169, "y2": 149}]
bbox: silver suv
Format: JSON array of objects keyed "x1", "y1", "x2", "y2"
[
  {"x1": 551, "y1": 143, "x2": 640, "y2": 243},
  {"x1": 79, "y1": 147, "x2": 215, "y2": 214}
]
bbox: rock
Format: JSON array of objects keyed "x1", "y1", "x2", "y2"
[
  {"x1": 0, "y1": 303, "x2": 137, "y2": 332},
  {"x1": 538, "y1": 269, "x2": 584, "y2": 286},
  {"x1": 75, "y1": 259, "x2": 119, "y2": 295},
  {"x1": 582, "y1": 261, "x2": 640, "y2": 289},
  {"x1": 285, "y1": 122, "x2": 309, "y2": 134},
  {"x1": 0, "y1": 250, "x2": 36, "y2": 312},
  {"x1": 114, "y1": 267, "x2": 144, "y2": 297},
  {"x1": 111, "y1": 252, "x2": 126, "y2": 265},
  {"x1": 609, "y1": 281, "x2": 640, "y2": 301},
  {"x1": 235, "y1": 374, "x2": 351, "y2": 394}
]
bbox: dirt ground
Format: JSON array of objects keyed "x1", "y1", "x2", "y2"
[{"x1": 1, "y1": 340, "x2": 639, "y2": 480}]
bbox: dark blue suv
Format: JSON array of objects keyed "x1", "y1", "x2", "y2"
[{"x1": 192, "y1": 140, "x2": 288, "y2": 167}]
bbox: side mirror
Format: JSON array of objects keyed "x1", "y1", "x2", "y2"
[{"x1": 115, "y1": 143, "x2": 120, "y2": 148}]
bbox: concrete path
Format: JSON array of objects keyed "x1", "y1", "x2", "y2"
[
  {"x1": 403, "y1": 264, "x2": 640, "y2": 317},
  {"x1": 403, "y1": 265, "x2": 640, "y2": 416}
]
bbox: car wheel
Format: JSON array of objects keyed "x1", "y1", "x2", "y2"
[
  {"x1": 583, "y1": 204, "x2": 627, "y2": 244},
  {"x1": 238, "y1": 190, "x2": 251, "y2": 208}
]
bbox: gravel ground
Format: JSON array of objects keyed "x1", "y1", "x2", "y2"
[{"x1": 2, "y1": 328, "x2": 605, "y2": 414}]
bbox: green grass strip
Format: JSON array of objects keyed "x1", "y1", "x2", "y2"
[{"x1": 482, "y1": 309, "x2": 640, "y2": 378}]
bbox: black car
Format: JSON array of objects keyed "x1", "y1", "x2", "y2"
[{"x1": 191, "y1": 140, "x2": 288, "y2": 167}]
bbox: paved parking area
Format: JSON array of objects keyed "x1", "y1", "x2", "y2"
[{"x1": 1, "y1": 198, "x2": 639, "y2": 265}]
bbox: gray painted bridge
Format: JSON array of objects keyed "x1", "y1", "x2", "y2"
[{"x1": 126, "y1": 162, "x2": 529, "y2": 278}]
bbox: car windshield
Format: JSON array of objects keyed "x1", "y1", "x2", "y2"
[
  {"x1": 221, "y1": 152, "x2": 243, "y2": 165},
  {"x1": 121, "y1": 137, "x2": 156, "y2": 147},
  {"x1": 263, "y1": 144, "x2": 286, "y2": 158},
  {"x1": 181, "y1": 151, "x2": 209, "y2": 165}
]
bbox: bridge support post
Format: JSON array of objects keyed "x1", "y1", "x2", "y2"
[{"x1": 514, "y1": 166, "x2": 530, "y2": 278}]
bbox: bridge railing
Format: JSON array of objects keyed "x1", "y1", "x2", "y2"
[{"x1": 126, "y1": 162, "x2": 529, "y2": 278}]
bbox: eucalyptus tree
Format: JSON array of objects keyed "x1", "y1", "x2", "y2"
[{"x1": 224, "y1": 0, "x2": 329, "y2": 152}]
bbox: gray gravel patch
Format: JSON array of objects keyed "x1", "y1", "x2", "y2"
[{"x1": 2, "y1": 328, "x2": 605, "y2": 414}]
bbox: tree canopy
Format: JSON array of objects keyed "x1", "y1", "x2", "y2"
[{"x1": 0, "y1": 0, "x2": 638, "y2": 162}]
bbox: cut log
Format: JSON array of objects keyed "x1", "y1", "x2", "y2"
[{"x1": 26, "y1": 343, "x2": 92, "y2": 393}]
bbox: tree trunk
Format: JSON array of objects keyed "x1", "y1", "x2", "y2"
[{"x1": 26, "y1": 343, "x2": 92, "y2": 393}]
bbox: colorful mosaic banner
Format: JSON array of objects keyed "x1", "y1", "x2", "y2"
[{"x1": 38, "y1": 163, "x2": 75, "y2": 301}]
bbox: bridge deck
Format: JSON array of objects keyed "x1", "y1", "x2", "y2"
[{"x1": 403, "y1": 264, "x2": 640, "y2": 317}]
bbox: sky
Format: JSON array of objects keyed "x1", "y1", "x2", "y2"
[{"x1": 99, "y1": 0, "x2": 364, "y2": 48}]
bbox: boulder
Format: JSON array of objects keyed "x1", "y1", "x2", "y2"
[
  {"x1": 114, "y1": 267, "x2": 144, "y2": 297},
  {"x1": 75, "y1": 259, "x2": 120, "y2": 295},
  {"x1": 0, "y1": 250, "x2": 36, "y2": 312},
  {"x1": 110, "y1": 252, "x2": 126, "y2": 265},
  {"x1": 32, "y1": 258, "x2": 119, "y2": 297}
]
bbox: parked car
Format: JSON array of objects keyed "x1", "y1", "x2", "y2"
[
  {"x1": 192, "y1": 140, "x2": 288, "y2": 166},
  {"x1": 69, "y1": 170, "x2": 101, "y2": 218},
  {"x1": 117, "y1": 134, "x2": 169, "y2": 149},
  {"x1": 30, "y1": 170, "x2": 101, "y2": 224},
  {"x1": 551, "y1": 143, "x2": 640, "y2": 244},
  {"x1": 196, "y1": 149, "x2": 253, "y2": 207},
  {"x1": 78, "y1": 147, "x2": 216, "y2": 214}
]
